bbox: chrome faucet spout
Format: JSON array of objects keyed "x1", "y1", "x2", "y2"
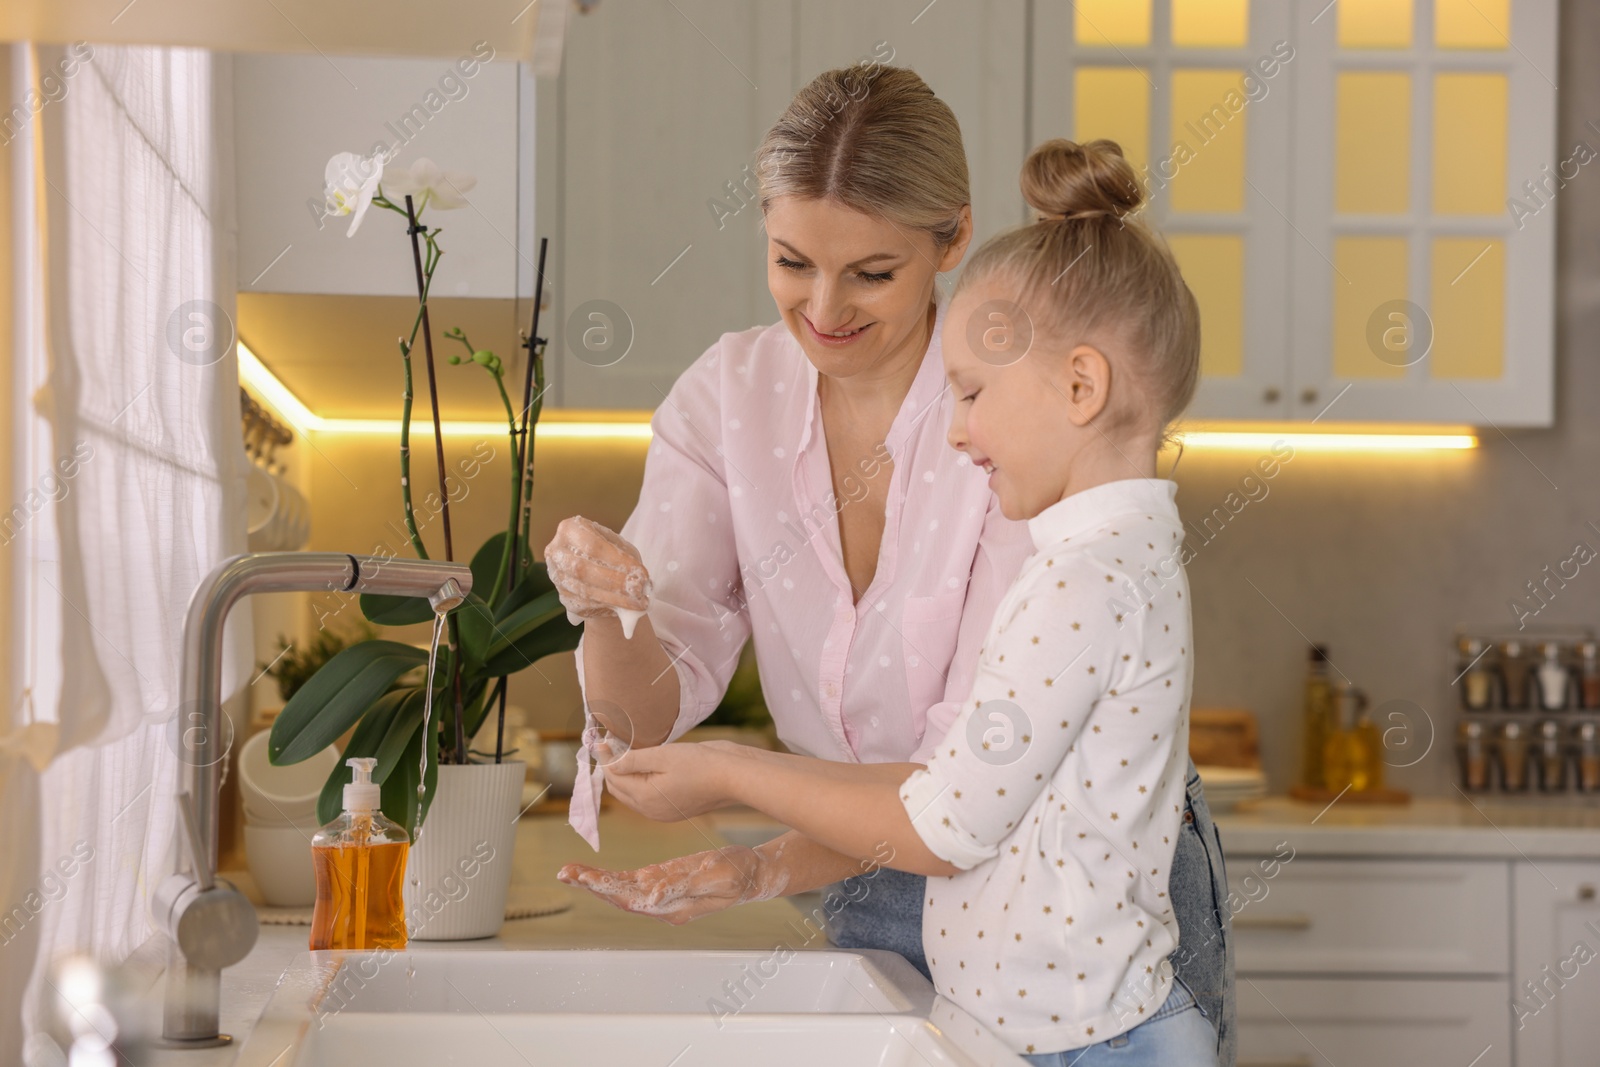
[{"x1": 157, "y1": 553, "x2": 472, "y2": 1048}]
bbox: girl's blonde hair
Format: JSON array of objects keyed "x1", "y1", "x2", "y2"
[
  {"x1": 755, "y1": 65, "x2": 969, "y2": 249},
  {"x1": 958, "y1": 138, "x2": 1201, "y2": 430}
]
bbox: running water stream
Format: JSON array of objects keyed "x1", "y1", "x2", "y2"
[{"x1": 412, "y1": 610, "x2": 449, "y2": 887}]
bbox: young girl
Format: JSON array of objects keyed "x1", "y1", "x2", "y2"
[{"x1": 592, "y1": 137, "x2": 1210, "y2": 1067}]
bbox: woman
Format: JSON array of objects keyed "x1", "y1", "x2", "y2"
[{"x1": 545, "y1": 66, "x2": 1236, "y2": 1066}]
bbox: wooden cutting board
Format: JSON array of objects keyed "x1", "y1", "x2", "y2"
[{"x1": 1189, "y1": 707, "x2": 1261, "y2": 769}]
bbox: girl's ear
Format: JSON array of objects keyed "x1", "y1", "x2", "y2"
[
  {"x1": 937, "y1": 205, "x2": 975, "y2": 273},
  {"x1": 1057, "y1": 344, "x2": 1114, "y2": 426}
]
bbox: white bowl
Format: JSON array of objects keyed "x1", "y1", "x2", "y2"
[
  {"x1": 239, "y1": 729, "x2": 340, "y2": 826},
  {"x1": 244, "y1": 823, "x2": 317, "y2": 907}
]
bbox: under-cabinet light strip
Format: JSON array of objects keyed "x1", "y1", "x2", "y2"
[
  {"x1": 239, "y1": 343, "x2": 1478, "y2": 452},
  {"x1": 237, "y1": 342, "x2": 653, "y2": 440}
]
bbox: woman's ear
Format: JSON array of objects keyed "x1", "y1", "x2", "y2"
[
  {"x1": 937, "y1": 205, "x2": 975, "y2": 273},
  {"x1": 1054, "y1": 344, "x2": 1113, "y2": 426}
]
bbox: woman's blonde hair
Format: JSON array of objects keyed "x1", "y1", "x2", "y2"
[
  {"x1": 958, "y1": 138, "x2": 1201, "y2": 430},
  {"x1": 755, "y1": 65, "x2": 969, "y2": 249}
]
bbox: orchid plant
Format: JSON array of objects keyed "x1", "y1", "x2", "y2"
[{"x1": 267, "y1": 152, "x2": 578, "y2": 837}]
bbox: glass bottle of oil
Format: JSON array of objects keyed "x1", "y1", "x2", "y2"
[
  {"x1": 310, "y1": 757, "x2": 409, "y2": 951},
  {"x1": 1322, "y1": 683, "x2": 1375, "y2": 793},
  {"x1": 1300, "y1": 645, "x2": 1335, "y2": 789}
]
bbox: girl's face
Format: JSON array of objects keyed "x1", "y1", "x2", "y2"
[
  {"x1": 765, "y1": 196, "x2": 970, "y2": 383},
  {"x1": 943, "y1": 277, "x2": 1116, "y2": 521}
]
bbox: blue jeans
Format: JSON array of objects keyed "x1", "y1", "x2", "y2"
[
  {"x1": 1020, "y1": 975, "x2": 1218, "y2": 1067},
  {"x1": 824, "y1": 758, "x2": 1236, "y2": 1067}
]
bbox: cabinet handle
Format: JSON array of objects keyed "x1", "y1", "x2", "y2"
[
  {"x1": 1580, "y1": 884, "x2": 1596, "y2": 901},
  {"x1": 1300, "y1": 387, "x2": 1319, "y2": 404},
  {"x1": 1234, "y1": 913, "x2": 1314, "y2": 930},
  {"x1": 1263, "y1": 387, "x2": 1281, "y2": 403},
  {"x1": 1240, "y1": 1058, "x2": 1314, "y2": 1067}
]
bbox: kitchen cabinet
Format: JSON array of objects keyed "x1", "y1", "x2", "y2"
[
  {"x1": 1224, "y1": 849, "x2": 1600, "y2": 1066},
  {"x1": 1236, "y1": 977, "x2": 1511, "y2": 1067},
  {"x1": 545, "y1": 0, "x2": 1561, "y2": 421},
  {"x1": 1511, "y1": 862, "x2": 1600, "y2": 1067},
  {"x1": 1226, "y1": 857, "x2": 1509, "y2": 975},
  {"x1": 1031, "y1": 0, "x2": 1558, "y2": 427},
  {"x1": 1031, "y1": 0, "x2": 1297, "y2": 423}
]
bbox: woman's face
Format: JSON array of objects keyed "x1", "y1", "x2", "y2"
[{"x1": 765, "y1": 196, "x2": 970, "y2": 383}]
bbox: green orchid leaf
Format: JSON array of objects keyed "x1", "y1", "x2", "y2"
[
  {"x1": 480, "y1": 608, "x2": 583, "y2": 678},
  {"x1": 374, "y1": 688, "x2": 427, "y2": 785},
  {"x1": 314, "y1": 687, "x2": 418, "y2": 825},
  {"x1": 469, "y1": 532, "x2": 510, "y2": 604},
  {"x1": 379, "y1": 720, "x2": 438, "y2": 839},
  {"x1": 456, "y1": 593, "x2": 496, "y2": 675},
  {"x1": 485, "y1": 589, "x2": 565, "y2": 653},
  {"x1": 359, "y1": 592, "x2": 436, "y2": 627},
  {"x1": 496, "y1": 562, "x2": 556, "y2": 622},
  {"x1": 269, "y1": 640, "x2": 429, "y2": 765}
]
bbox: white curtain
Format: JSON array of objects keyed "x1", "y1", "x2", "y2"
[{"x1": 0, "y1": 42, "x2": 247, "y2": 1061}]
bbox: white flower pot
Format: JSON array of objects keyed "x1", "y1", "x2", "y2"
[{"x1": 404, "y1": 760, "x2": 524, "y2": 941}]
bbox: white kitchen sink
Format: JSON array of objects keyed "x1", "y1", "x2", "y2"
[{"x1": 233, "y1": 949, "x2": 1024, "y2": 1066}]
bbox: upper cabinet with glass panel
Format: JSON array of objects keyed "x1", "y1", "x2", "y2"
[{"x1": 1032, "y1": 0, "x2": 1558, "y2": 427}]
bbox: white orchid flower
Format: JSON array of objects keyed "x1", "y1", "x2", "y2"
[
  {"x1": 323, "y1": 150, "x2": 386, "y2": 237},
  {"x1": 382, "y1": 158, "x2": 478, "y2": 214}
]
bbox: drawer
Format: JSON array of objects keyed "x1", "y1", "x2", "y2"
[
  {"x1": 1226, "y1": 858, "x2": 1509, "y2": 975},
  {"x1": 1237, "y1": 977, "x2": 1510, "y2": 1067}
]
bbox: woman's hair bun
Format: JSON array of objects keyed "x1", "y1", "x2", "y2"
[{"x1": 1020, "y1": 138, "x2": 1143, "y2": 221}]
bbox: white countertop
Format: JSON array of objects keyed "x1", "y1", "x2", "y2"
[
  {"x1": 1214, "y1": 794, "x2": 1600, "y2": 859},
  {"x1": 141, "y1": 793, "x2": 1600, "y2": 1062},
  {"x1": 146, "y1": 805, "x2": 814, "y2": 1066}
]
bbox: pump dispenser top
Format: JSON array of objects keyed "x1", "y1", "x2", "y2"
[{"x1": 344, "y1": 757, "x2": 381, "y2": 813}]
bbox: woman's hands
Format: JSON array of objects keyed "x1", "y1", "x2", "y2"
[
  {"x1": 544, "y1": 516, "x2": 653, "y2": 628},
  {"x1": 557, "y1": 844, "x2": 785, "y2": 925},
  {"x1": 600, "y1": 739, "x2": 754, "y2": 821}
]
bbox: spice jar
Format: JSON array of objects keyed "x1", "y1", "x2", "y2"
[
  {"x1": 1458, "y1": 637, "x2": 1495, "y2": 711},
  {"x1": 1536, "y1": 642, "x2": 1570, "y2": 711},
  {"x1": 1457, "y1": 720, "x2": 1491, "y2": 793},
  {"x1": 1579, "y1": 642, "x2": 1600, "y2": 709},
  {"x1": 1575, "y1": 721, "x2": 1600, "y2": 793},
  {"x1": 1499, "y1": 640, "x2": 1532, "y2": 710},
  {"x1": 1536, "y1": 719, "x2": 1567, "y2": 792},
  {"x1": 1497, "y1": 720, "x2": 1531, "y2": 791}
]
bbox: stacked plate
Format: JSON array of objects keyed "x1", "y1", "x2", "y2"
[
  {"x1": 238, "y1": 731, "x2": 340, "y2": 906},
  {"x1": 1194, "y1": 765, "x2": 1269, "y2": 812}
]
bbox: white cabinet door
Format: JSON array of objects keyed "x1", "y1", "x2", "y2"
[
  {"x1": 234, "y1": 51, "x2": 523, "y2": 299},
  {"x1": 1237, "y1": 977, "x2": 1511, "y2": 1067},
  {"x1": 1286, "y1": 0, "x2": 1558, "y2": 426},
  {"x1": 548, "y1": 0, "x2": 792, "y2": 410},
  {"x1": 1030, "y1": 0, "x2": 1297, "y2": 422},
  {"x1": 1511, "y1": 862, "x2": 1600, "y2": 1067},
  {"x1": 1228, "y1": 857, "x2": 1510, "y2": 975}
]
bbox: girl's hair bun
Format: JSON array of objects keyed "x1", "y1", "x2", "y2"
[{"x1": 1020, "y1": 138, "x2": 1143, "y2": 221}]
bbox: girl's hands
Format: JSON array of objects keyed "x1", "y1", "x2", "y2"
[
  {"x1": 600, "y1": 740, "x2": 754, "y2": 821},
  {"x1": 544, "y1": 516, "x2": 653, "y2": 625},
  {"x1": 556, "y1": 844, "x2": 784, "y2": 925}
]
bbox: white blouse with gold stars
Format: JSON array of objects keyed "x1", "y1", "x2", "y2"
[{"x1": 898, "y1": 478, "x2": 1194, "y2": 1056}]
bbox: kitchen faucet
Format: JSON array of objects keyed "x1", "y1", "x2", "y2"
[{"x1": 154, "y1": 552, "x2": 470, "y2": 1048}]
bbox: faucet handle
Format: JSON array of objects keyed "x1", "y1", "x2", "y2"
[{"x1": 176, "y1": 791, "x2": 214, "y2": 892}]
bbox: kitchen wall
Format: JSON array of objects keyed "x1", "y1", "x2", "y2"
[{"x1": 281, "y1": 0, "x2": 1599, "y2": 796}]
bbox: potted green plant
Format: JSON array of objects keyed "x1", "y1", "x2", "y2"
[{"x1": 267, "y1": 153, "x2": 580, "y2": 939}]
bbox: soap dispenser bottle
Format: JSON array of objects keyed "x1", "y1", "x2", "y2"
[{"x1": 309, "y1": 757, "x2": 410, "y2": 951}]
